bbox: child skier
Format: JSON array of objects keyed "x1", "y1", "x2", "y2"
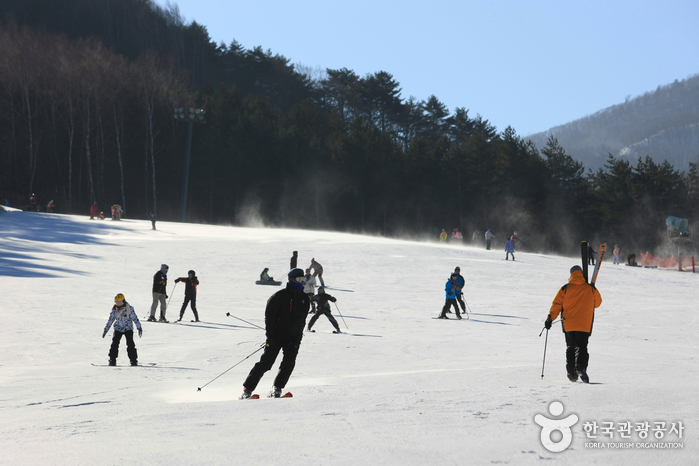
[
  {"x1": 102, "y1": 293, "x2": 142, "y2": 366},
  {"x1": 308, "y1": 287, "x2": 341, "y2": 333},
  {"x1": 505, "y1": 239, "x2": 515, "y2": 260},
  {"x1": 175, "y1": 270, "x2": 199, "y2": 322},
  {"x1": 438, "y1": 274, "x2": 461, "y2": 319}
]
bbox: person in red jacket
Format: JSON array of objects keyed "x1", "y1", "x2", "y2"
[
  {"x1": 545, "y1": 265, "x2": 602, "y2": 383},
  {"x1": 175, "y1": 270, "x2": 199, "y2": 322},
  {"x1": 90, "y1": 201, "x2": 98, "y2": 220}
]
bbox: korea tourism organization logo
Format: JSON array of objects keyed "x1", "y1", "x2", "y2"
[{"x1": 534, "y1": 401, "x2": 684, "y2": 452}]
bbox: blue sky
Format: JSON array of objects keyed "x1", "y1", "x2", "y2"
[{"x1": 158, "y1": 0, "x2": 699, "y2": 136}]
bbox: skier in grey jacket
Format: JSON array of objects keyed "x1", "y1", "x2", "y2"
[{"x1": 103, "y1": 293, "x2": 142, "y2": 366}]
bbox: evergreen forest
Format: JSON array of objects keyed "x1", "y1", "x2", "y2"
[{"x1": 1, "y1": 0, "x2": 698, "y2": 257}]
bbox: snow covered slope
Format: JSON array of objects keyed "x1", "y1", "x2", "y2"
[{"x1": 1, "y1": 210, "x2": 697, "y2": 465}]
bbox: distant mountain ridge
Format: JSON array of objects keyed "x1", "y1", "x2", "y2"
[{"x1": 526, "y1": 74, "x2": 699, "y2": 171}]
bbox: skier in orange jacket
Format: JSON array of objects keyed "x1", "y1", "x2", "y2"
[{"x1": 545, "y1": 265, "x2": 602, "y2": 383}]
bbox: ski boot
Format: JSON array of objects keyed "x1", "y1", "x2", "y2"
[
  {"x1": 147, "y1": 316, "x2": 156, "y2": 322},
  {"x1": 108, "y1": 359, "x2": 116, "y2": 366},
  {"x1": 576, "y1": 368, "x2": 589, "y2": 383},
  {"x1": 239, "y1": 389, "x2": 252, "y2": 400},
  {"x1": 567, "y1": 372, "x2": 578, "y2": 382},
  {"x1": 332, "y1": 330, "x2": 341, "y2": 334},
  {"x1": 131, "y1": 360, "x2": 138, "y2": 366},
  {"x1": 158, "y1": 316, "x2": 169, "y2": 323},
  {"x1": 268, "y1": 387, "x2": 282, "y2": 398}
]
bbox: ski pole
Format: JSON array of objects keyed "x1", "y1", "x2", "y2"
[
  {"x1": 225, "y1": 312, "x2": 265, "y2": 330},
  {"x1": 462, "y1": 296, "x2": 472, "y2": 319},
  {"x1": 333, "y1": 302, "x2": 349, "y2": 330},
  {"x1": 166, "y1": 282, "x2": 178, "y2": 308},
  {"x1": 197, "y1": 343, "x2": 265, "y2": 392},
  {"x1": 541, "y1": 328, "x2": 549, "y2": 379}
]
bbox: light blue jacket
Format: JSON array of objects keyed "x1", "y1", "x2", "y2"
[{"x1": 445, "y1": 280, "x2": 457, "y2": 299}]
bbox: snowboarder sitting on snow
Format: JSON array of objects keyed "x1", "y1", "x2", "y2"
[
  {"x1": 544, "y1": 265, "x2": 603, "y2": 383},
  {"x1": 438, "y1": 274, "x2": 462, "y2": 319},
  {"x1": 175, "y1": 270, "x2": 199, "y2": 322},
  {"x1": 103, "y1": 293, "x2": 142, "y2": 366},
  {"x1": 303, "y1": 268, "x2": 317, "y2": 313},
  {"x1": 308, "y1": 287, "x2": 341, "y2": 333},
  {"x1": 260, "y1": 268, "x2": 274, "y2": 282},
  {"x1": 240, "y1": 268, "x2": 310, "y2": 399},
  {"x1": 505, "y1": 239, "x2": 515, "y2": 260}
]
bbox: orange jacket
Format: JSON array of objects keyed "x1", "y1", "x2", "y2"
[{"x1": 548, "y1": 270, "x2": 602, "y2": 334}]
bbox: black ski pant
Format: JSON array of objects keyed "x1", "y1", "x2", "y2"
[
  {"x1": 440, "y1": 299, "x2": 460, "y2": 318},
  {"x1": 455, "y1": 293, "x2": 466, "y2": 312},
  {"x1": 179, "y1": 295, "x2": 199, "y2": 321},
  {"x1": 109, "y1": 330, "x2": 137, "y2": 363},
  {"x1": 308, "y1": 309, "x2": 339, "y2": 332},
  {"x1": 243, "y1": 340, "x2": 300, "y2": 391},
  {"x1": 565, "y1": 331, "x2": 590, "y2": 375}
]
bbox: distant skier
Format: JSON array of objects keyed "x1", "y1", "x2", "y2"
[
  {"x1": 90, "y1": 201, "x2": 98, "y2": 220},
  {"x1": 303, "y1": 268, "x2": 317, "y2": 313},
  {"x1": 29, "y1": 193, "x2": 37, "y2": 212},
  {"x1": 290, "y1": 251, "x2": 298, "y2": 270},
  {"x1": 148, "y1": 264, "x2": 169, "y2": 322},
  {"x1": 308, "y1": 287, "x2": 341, "y2": 333},
  {"x1": 510, "y1": 231, "x2": 519, "y2": 250},
  {"x1": 438, "y1": 273, "x2": 461, "y2": 319},
  {"x1": 453, "y1": 267, "x2": 467, "y2": 314},
  {"x1": 440, "y1": 230, "x2": 448, "y2": 243},
  {"x1": 612, "y1": 245, "x2": 620, "y2": 265},
  {"x1": 485, "y1": 229, "x2": 495, "y2": 250},
  {"x1": 175, "y1": 270, "x2": 199, "y2": 322},
  {"x1": 588, "y1": 244, "x2": 596, "y2": 265},
  {"x1": 260, "y1": 268, "x2": 274, "y2": 282},
  {"x1": 46, "y1": 200, "x2": 55, "y2": 213},
  {"x1": 505, "y1": 239, "x2": 515, "y2": 261},
  {"x1": 309, "y1": 258, "x2": 324, "y2": 286},
  {"x1": 102, "y1": 293, "x2": 142, "y2": 366},
  {"x1": 239, "y1": 268, "x2": 310, "y2": 399},
  {"x1": 148, "y1": 212, "x2": 157, "y2": 230},
  {"x1": 544, "y1": 265, "x2": 603, "y2": 383}
]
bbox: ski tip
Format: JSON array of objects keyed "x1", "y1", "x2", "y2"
[
  {"x1": 250, "y1": 394, "x2": 260, "y2": 399},
  {"x1": 282, "y1": 392, "x2": 293, "y2": 398}
]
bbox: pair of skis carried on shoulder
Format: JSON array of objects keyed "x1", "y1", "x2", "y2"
[{"x1": 581, "y1": 240, "x2": 606, "y2": 285}]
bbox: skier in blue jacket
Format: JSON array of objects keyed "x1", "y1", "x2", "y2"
[
  {"x1": 438, "y1": 274, "x2": 461, "y2": 319},
  {"x1": 505, "y1": 240, "x2": 515, "y2": 261}
]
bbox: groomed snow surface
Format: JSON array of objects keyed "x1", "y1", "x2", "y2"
[{"x1": 1, "y1": 209, "x2": 696, "y2": 465}]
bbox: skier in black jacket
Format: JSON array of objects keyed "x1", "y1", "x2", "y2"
[
  {"x1": 240, "y1": 268, "x2": 310, "y2": 399},
  {"x1": 148, "y1": 264, "x2": 169, "y2": 322},
  {"x1": 308, "y1": 287, "x2": 340, "y2": 333},
  {"x1": 175, "y1": 270, "x2": 199, "y2": 322}
]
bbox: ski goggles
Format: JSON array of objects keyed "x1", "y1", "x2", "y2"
[
  {"x1": 294, "y1": 276, "x2": 306, "y2": 284},
  {"x1": 115, "y1": 300, "x2": 125, "y2": 307}
]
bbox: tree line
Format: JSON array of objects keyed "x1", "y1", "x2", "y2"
[{"x1": 0, "y1": 0, "x2": 697, "y2": 258}]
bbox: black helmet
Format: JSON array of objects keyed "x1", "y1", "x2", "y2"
[
  {"x1": 318, "y1": 286, "x2": 325, "y2": 292},
  {"x1": 288, "y1": 268, "x2": 304, "y2": 280},
  {"x1": 188, "y1": 270, "x2": 195, "y2": 276}
]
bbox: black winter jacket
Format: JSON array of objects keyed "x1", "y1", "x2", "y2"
[
  {"x1": 265, "y1": 283, "x2": 310, "y2": 343},
  {"x1": 312, "y1": 293, "x2": 336, "y2": 311},
  {"x1": 152, "y1": 271, "x2": 167, "y2": 294},
  {"x1": 175, "y1": 276, "x2": 199, "y2": 297}
]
